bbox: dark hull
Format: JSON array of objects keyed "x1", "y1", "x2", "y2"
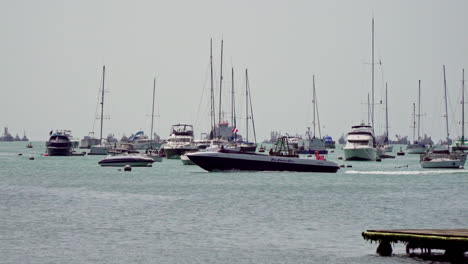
[
  {"x1": 188, "y1": 155, "x2": 339, "y2": 173},
  {"x1": 46, "y1": 147, "x2": 72, "y2": 156},
  {"x1": 298, "y1": 149, "x2": 328, "y2": 154},
  {"x1": 98, "y1": 158, "x2": 154, "y2": 167}
]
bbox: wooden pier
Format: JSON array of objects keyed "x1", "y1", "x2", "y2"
[{"x1": 362, "y1": 229, "x2": 468, "y2": 261}]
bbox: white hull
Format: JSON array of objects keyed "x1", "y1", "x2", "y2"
[
  {"x1": 343, "y1": 147, "x2": 377, "y2": 161},
  {"x1": 420, "y1": 160, "x2": 465, "y2": 169}
]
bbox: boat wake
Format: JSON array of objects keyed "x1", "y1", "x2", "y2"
[{"x1": 345, "y1": 170, "x2": 465, "y2": 175}]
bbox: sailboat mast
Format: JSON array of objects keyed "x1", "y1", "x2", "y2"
[
  {"x1": 210, "y1": 39, "x2": 216, "y2": 139},
  {"x1": 462, "y1": 69, "x2": 465, "y2": 143},
  {"x1": 313, "y1": 75, "x2": 316, "y2": 138},
  {"x1": 246, "y1": 69, "x2": 257, "y2": 144},
  {"x1": 314, "y1": 76, "x2": 322, "y2": 139},
  {"x1": 150, "y1": 77, "x2": 156, "y2": 148},
  {"x1": 412, "y1": 102, "x2": 416, "y2": 142},
  {"x1": 367, "y1": 93, "x2": 370, "y2": 125},
  {"x1": 371, "y1": 18, "x2": 375, "y2": 128},
  {"x1": 245, "y1": 69, "x2": 249, "y2": 142},
  {"x1": 418, "y1": 80, "x2": 421, "y2": 140},
  {"x1": 443, "y1": 65, "x2": 449, "y2": 143},
  {"x1": 385, "y1": 82, "x2": 389, "y2": 142},
  {"x1": 218, "y1": 39, "x2": 224, "y2": 130},
  {"x1": 99, "y1": 65, "x2": 106, "y2": 144},
  {"x1": 231, "y1": 67, "x2": 236, "y2": 139}
]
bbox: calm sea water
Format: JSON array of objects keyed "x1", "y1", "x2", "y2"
[{"x1": 0, "y1": 141, "x2": 466, "y2": 264}]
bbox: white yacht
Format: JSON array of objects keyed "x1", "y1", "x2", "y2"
[
  {"x1": 343, "y1": 124, "x2": 377, "y2": 161},
  {"x1": 163, "y1": 124, "x2": 198, "y2": 159}
]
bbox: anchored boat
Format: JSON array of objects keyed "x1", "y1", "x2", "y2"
[
  {"x1": 98, "y1": 153, "x2": 154, "y2": 167},
  {"x1": 187, "y1": 136, "x2": 339, "y2": 173}
]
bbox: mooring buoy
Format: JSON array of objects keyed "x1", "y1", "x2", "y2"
[
  {"x1": 338, "y1": 156, "x2": 343, "y2": 160},
  {"x1": 18, "y1": 153, "x2": 22, "y2": 156},
  {"x1": 29, "y1": 157, "x2": 35, "y2": 160},
  {"x1": 124, "y1": 165, "x2": 132, "y2": 171},
  {"x1": 347, "y1": 165, "x2": 352, "y2": 168}
]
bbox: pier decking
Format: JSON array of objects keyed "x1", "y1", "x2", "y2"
[{"x1": 362, "y1": 229, "x2": 468, "y2": 261}]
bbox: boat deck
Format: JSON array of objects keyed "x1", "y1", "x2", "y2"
[{"x1": 362, "y1": 229, "x2": 468, "y2": 259}]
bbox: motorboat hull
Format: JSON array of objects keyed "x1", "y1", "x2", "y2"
[
  {"x1": 343, "y1": 147, "x2": 377, "y2": 161},
  {"x1": 420, "y1": 160, "x2": 465, "y2": 169},
  {"x1": 420, "y1": 152, "x2": 466, "y2": 169},
  {"x1": 98, "y1": 155, "x2": 154, "y2": 167},
  {"x1": 187, "y1": 151, "x2": 339, "y2": 173},
  {"x1": 46, "y1": 141, "x2": 72, "y2": 156},
  {"x1": 46, "y1": 146, "x2": 72, "y2": 156}
]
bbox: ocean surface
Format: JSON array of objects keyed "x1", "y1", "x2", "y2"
[{"x1": 0, "y1": 142, "x2": 466, "y2": 264}]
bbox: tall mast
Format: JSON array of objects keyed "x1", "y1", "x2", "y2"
[
  {"x1": 418, "y1": 80, "x2": 421, "y2": 140},
  {"x1": 245, "y1": 69, "x2": 249, "y2": 142},
  {"x1": 218, "y1": 39, "x2": 224, "y2": 130},
  {"x1": 314, "y1": 75, "x2": 322, "y2": 138},
  {"x1": 443, "y1": 65, "x2": 449, "y2": 144},
  {"x1": 99, "y1": 65, "x2": 106, "y2": 144},
  {"x1": 412, "y1": 102, "x2": 416, "y2": 142},
  {"x1": 385, "y1": 82, "x2": 389, "y2": 143},
  {"x1": 246, "y1": 69, "x2": 257, "y2": 144},
  {"x1": 313, "y1": 75, "x2": 316, "y2": 138},
  {"x1": 462, "y1": 69, "x2": 465, "y2": 144},
  {"x1": 231, "y1": 67, "x2": 236, "y2": 139},
  {"x1": 367, "y1": 93, "x2": 370, "y2": 125},
  {"x1": 371, "y1": 18, "x2": 375, "y2": 128},
  {"x1": 210, "y1": 39, "x2": 216, "y2": 139},
  {"x1": 150, "y1": 77, "x2": 156, "y2": 148}
]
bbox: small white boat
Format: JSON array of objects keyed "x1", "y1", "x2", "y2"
[
  {"x1": 420, "y1": 152, "x2": 466, "y2": 169},
  {"x1": 98, "y1": 153, "x2": 154, "y2": 167}
]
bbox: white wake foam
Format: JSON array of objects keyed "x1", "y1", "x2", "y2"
[{"x1": 345, "y1": 170, "x2": 465, "y2": 175}]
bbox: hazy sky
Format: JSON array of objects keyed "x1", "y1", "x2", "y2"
[{"x1": 1, "y1": 0, "x2": 468, "y2": 142}]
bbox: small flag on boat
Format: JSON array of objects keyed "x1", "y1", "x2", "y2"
[{"x1": 232, "y1": 127, "x2": 239, "y2": 133}]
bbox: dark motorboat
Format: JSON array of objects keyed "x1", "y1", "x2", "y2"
[
  {"x1": 46, "y1": 130, "x2": 73, "y2": 156},
  {"x1": 98, "y1": 153, "x2": 154, "y2": 167},
  {"x1": 187, "y1": 136, "x2": 339, "y2": 173}
]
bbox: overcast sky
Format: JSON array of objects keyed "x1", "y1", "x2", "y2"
[{"x1": 1, "y1": 0, "x2": 468, "y2": 142}]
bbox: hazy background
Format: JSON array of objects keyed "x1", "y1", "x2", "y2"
[{"x1": 1, "y1": 0, "x2": 468, "y2": 142}]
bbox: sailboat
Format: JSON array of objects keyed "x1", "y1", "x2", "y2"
[
  {"x1": 451, "y1": 69, "x2": 468, "y2": 151},
  {"x1": 420, "y1": 65, "x2": 466, "y2": 168},
  {"x1": 343, "y1": 18, "x2": 378, "y2": 161},
  {"x1": 89, "y1": 65, "x2": 111, "y2": 155},
  {"x1": 382, "y1": 83, "x2": 393, "y2": 152},
  {"x1": 407, "y1": 80, "x2": 429, "y2": 154},
  {"x1": 145, "y1": 77, "x2": 162, "y2": 162},
  {"x1": 299, "y1": 75, "x2": 327, "y2": 154},
  {"x1": 236, "y1": 69, "x2": 258, "y2": 152}
]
